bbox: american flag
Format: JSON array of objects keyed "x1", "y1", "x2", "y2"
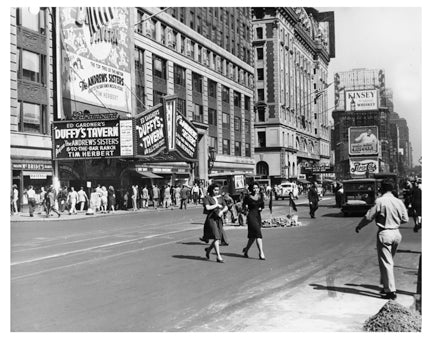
[{"x1": 86, "y1": 7, "x2": 115, "y2": 37}]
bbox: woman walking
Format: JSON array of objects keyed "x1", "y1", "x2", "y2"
[
  {"x1": 108, "y1": 186, "x2": 116, "y2": 212},
  {"x1": 202, "y1": 184, "x2": 228, "y2": 263},
  {"x1": 242, "y1": 182, "x2": 266, "y2": 260},
  {"x1": 100, "y1": 186, "x2": 108, "y2": 213}
]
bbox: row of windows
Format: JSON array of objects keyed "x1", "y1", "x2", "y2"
[
  {"x1": 209, "y1": 136, "x2": 250, "y2": 156},
  {"x1": 136, "y1": 9, "x2": 254, "y2": 88}
]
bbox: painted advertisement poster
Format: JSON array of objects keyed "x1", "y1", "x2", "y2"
[
  {"x1": 52, "y1": 119, "x2": 132, "y2": 159},
  {"x1": 349, "y1": 126, "x2": 379, "y2": 156},
  {"x1": 60, "y1": 7, "x2": 132, "y2": 113},
  {"x1": 345, "y1": 89, "x2": 378, "y2": 111},
  {"x1": 350, "y1": 157, "x2": 379, "y2": 176},
  {"x1": 135, "y1": 104, "x2": 167, "y2": 158}
]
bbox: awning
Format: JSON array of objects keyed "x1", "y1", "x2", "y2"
[
  {"x1": 130, "y1": 169, "x2": 163, "y2": 179},
  {"x1": 297, "y1": 178, "x2": 311, "y2": 184},
  {"x1": 138, "y1": 171, "x2": 163, "y2": 179}
]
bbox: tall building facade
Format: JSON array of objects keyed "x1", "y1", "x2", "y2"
[
  {"x1": 390, "y1": 112, "x2": 412, "y2": 176},
  {"x1": 251, "y1": 7, "x2": 335, "y2": 183},
  {"x1": 10, "y1": 7, "x2": 255, "y2": 210},
  {"x1": 332, "y1": 68, "x2": 391, "y2": 179},
  {"x1": 10, "y1": 8, "x2": 56, "y2": 210},
  {"x1": 138, "y1": 7, "x2": 255, "y2": 177}
]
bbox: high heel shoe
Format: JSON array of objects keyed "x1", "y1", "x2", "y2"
[
  {"x1": 205, "y1": 247, "x2": 210, "y2": 259},
  {"x1": 242, "y1": 248, "x2": 249, "y2": 258},
  {"x1": 259, "y1": 255, "x2": 266, "y2": 261},
  {"x1": 216, "y1": 258, "x2": 224, "y2": 263}
]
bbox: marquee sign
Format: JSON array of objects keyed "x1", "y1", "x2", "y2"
[{"x1": 52, "y1": 119, "x2": 134, "y2": 159}]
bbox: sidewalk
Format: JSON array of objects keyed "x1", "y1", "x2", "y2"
[{"x1": 10, "y1": 203, "x2": 204, "y2": 222}]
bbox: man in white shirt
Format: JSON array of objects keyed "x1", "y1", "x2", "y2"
[
  {"x1": 355, "y1": 128, "x2": 377, "y2": 144},
  {"x1": 355, "y1": 180, "x2": 408, "y2": 300},
  {"x1": 26, "y1": 185, "x2": 36, "y2": 217}
]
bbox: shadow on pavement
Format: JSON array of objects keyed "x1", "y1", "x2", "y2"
[
  {"x1": 220, "y1": 252, "x2": 248, "y2": 258},
  {"x1": 397, "y1": 249, "x2": 421, "y2": 255},
  {"x1": 321, "y1": 212, "x2": 345, "y2": 218},
  {"x1": 179, "y1": 241, "x2": 206, "y2": 245},
  {"x1": 345, "y1": 283, "x2": 415, "y2": 297},
  {"x1": 310, "y1": 283, "x2": 383, "y2": 299},
  {"x1": 172, "y1": 255, "x2": 208, "y2": 261}
]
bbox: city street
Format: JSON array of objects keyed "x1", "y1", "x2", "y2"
[{"x1": 11, "y1": 196, "x2": 421, "y2": 331}]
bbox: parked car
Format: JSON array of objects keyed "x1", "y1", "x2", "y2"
[{"x1": 275, "y1": 182, "x2": 299, "y2": 200}]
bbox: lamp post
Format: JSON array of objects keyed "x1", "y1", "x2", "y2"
[{"x1": 208, "y1": 147, "x2": 216, "y2": 174}]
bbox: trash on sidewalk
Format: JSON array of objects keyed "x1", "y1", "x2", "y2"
[
  {"x1": 262, "y1": 215, "x2": 302, "y2": 228},
  {"x1": 363, "y1": 300, "x2": 421, "y2": 332}
]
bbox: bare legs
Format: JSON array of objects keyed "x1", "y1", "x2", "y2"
[
  {"x1": 243, "y1": 238, "x2": 265, "y2": 260},
  {"x1": 205, "y1": 240, "x2": 224, "y2": 262}
]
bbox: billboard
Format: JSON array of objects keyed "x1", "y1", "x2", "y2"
[
  {"x1": 349, "y1": 126, "x2": 379, "y2": 156},
  {"x1": 52, "y1": 119, "x2": 134, "y2": 159},
  {"x1": 350, "y1": 157, "x2": 379, "y2": 176},
  {"x1": 345, "y1": 89, "x2": 378, "y2": 111},
  {"x1": 60, "y1": 7, "x2": 132, "y2": 113}
]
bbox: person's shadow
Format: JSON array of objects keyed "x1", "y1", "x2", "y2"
[
  {"x1": 172, "y1": 254, "x2": 209, "y2": 262},
  {"x1": 310, "y1": 283, "x2": 383, "y2": 299}
]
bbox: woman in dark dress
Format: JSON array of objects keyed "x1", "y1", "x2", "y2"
[
  {"x1": 242, "y1": 182, "x2": 266, "y2": 260},
  {"x1": 202, "y1": 184, "x2": 228, "y2": 263}
]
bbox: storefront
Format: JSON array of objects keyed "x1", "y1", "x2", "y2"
[{"x1": 11, "y1": 159, "x2": 53, "y2": 211}]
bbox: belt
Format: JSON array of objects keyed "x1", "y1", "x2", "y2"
[{"x1": 378, "y1": 227, "x2": 399, "y2": 231}]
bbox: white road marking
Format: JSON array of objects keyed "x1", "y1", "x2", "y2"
[{"x1": 11, "y1": 226, "x2": 203, "y2": 266}]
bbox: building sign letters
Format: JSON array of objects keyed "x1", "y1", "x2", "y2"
[
  {"x1": 350, "y1": 158, "x2": 379, "y2": 176},
  {"x1": 345, "y1": 89, "x2": 378, "y2": 111},
  {"x1": 349, "y1": 126, "x2": 379, "y2": 156}
]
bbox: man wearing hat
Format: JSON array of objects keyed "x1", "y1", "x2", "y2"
[{"x1": 355, "y1": 180, "x2": 408, "y2": 300}]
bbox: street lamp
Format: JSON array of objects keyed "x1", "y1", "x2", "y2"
[{"x1": 208, "y1": 147, "x2": 216, "y2": 174}]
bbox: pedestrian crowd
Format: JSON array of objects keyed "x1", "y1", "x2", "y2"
[{"x1": 14, "y1": 182, "x2": 211, "y2": 218}]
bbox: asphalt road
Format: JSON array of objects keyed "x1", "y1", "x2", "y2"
[{"x1": 11, "y1": 196, "x2": 421, "y2": 331}]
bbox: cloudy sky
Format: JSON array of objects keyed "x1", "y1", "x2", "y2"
[{"x1": 318, "y1": 6, "x2": 422, "y2": 166}]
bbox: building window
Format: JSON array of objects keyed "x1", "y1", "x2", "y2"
[
  {"x1": 208, "y1": 79, "x2": 217, "y2": 98},
  {"x1": 257, "y1": 108, "x2": 265, "y2": 122},
  {"x1": 209, "y1": 136, "x2": 218, "y2": 153},
  {"x1": 234, "y1": 117, "x2": 241, "y2": 131},
  {"x1": 257, "y1": 47, "x2": 264, "y2": 60},
  {"x1": 257, "y1": 131, "x2": 266, "y2": 147},
  {"x1": 257, "y1": 68, "x2": 264, "y2": 81},
  {"x1": 16, "y1": 8, "x2": 46, "y2": 34},
  {"x1": 193, "y1": 103, "x2": 204, "y2": 122},
  {"x1": 233, "y1": 91, "x2": 241, "y2": 107},
  {"x1": 174, "y1": 64, "x2": 186, "y2": 86},
  {"x1": 222, "y1": 112, "x2": 230, "y2": 128},
  {"x1": 245, "y1": 96, "x2": 251, "y2": 111},
  {"x1": 256, "y1": 27, "x2": 263, "y2": 39},
  {"x1": 245, "y1": 119, "x2": 250, "y2": 134},
  {"x1": 192, "y1": 72, "x2": 202, "y2": 93},
  {"x1": 222, "y1": 86, "x2": 230, "y2": 103},
  {"x1": 135, "y1": 47, "x2": 146, "y2": 110},
  {"x1": 245, "y1": 142, "x2": 251, "y2": 157},
  {"x1": 223, "y1": 139, "x2": 230, "y2": 155},
  {"x1": 153, "y1": 90, "x2": 166, "y2": 104},
  {"x1": 18, "y1": 101, "x2": 47, "y2": 134},
  {"x1": 235, "y1": 141, "x2": 241, "y2": 156},
  {"x1": 177, "y1": 98, "x2": 186, "y2": 115},
  {"x1": 152, "y1": 55, "x2": 166, "y2": 79},
  {"x1": 208, "y1": 108, "x2": 217, "y2": 126},
  {"x1": 18, "y1": 49, "x2": 46, "y2": 85},
  {"x1": 257, "y1": 89, "x2": 265, "y2": 101},
  {"x1": 315, "y1": 128, "x2": 318, "y2": 135}
]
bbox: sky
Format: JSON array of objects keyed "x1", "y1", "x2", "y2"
[{"x1": 318, "y1": 7, "x2": 422, "y2": 167}]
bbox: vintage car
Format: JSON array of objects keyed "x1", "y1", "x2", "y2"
[
  {"x1": 275, "y1": 182, "x2": 299, "y2": 200},
  {"x1": 341, "y1": 179, "x2": 381, "y2": 216}
]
